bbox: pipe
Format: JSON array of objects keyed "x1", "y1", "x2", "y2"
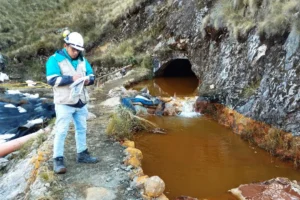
[{"x1": 0, "y1": 127, "x2": 51, "y2": 157}]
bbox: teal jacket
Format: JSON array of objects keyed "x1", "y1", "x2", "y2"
[{"x1": 46, "y1": 49, "x2": 94, "y2": 86}]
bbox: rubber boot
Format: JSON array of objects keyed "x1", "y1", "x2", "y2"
[
  {"x1": 53, "y1": 157, "x2": 67, "y2": 174},
  {"x1": 77, "y1": 149, "x2": 99, "y2": 163}
]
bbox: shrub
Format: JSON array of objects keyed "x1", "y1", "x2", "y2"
[
  {"x1": 263, "y1": 128, "x2": 284, "y2": 155},
  {"x1": 39, "y1": 168, "x2": 54, "y2": 182},
  {"x1": 106, "y1": 106, "x2": 157, "y2": 139},
  {"x1": 140, "y1": 54, "x2": 152, "y2": 69}
]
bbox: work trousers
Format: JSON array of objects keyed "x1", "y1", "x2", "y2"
[{"x1": 53, "y1": 104, "x2": 88, "y2": 158}]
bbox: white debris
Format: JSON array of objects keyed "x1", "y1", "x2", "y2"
[
  {"x1": 7, "y1": 90, "x2": 21, "y2": 95},
  {"x1": 0, "y1": 134, "x2": 15, "y2": 141},
  {"x1": 0, "y1": 72, "x2": 9, "y2": 82},
  {"x1": 252, "y1": 44, "x2": 267, "y2": 65},
  {"x1": 100, "y1": 97, "x2": 120, "y2": 107},
  {"x1": 22, "y1": 118, "x2": 43, "y2": 128},
  {"x1": 4, "y1": 104, "x2": 16, "y2": 108},
  {"x1": 25, "y1": 80, "x2": 37, "y2": 87},
  {"x1": 23, "y1": 93, "x2": 39, "y2": 98},
  {"x1": 17, "y1": 106, "x2": 27, "y2": 113}
]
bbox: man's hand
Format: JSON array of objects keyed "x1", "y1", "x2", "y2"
[
  {"x1": 72, "y1": 74, "x2": 81, "y2": 81},
  {"x1": 84, "y1": 79, "x2": 90, "y2": 85}
]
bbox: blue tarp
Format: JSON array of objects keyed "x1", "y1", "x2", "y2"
[
  {"x1": 121, "y1": 96, "x2": 161, "y2": 114},
  {"x1": 0, "y1": 93, "x2": 55, "y2": 140}
]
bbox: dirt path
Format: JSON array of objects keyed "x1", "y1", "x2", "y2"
[{"x1": 52, "y1": 68, "x2": 150, "y2": 200}]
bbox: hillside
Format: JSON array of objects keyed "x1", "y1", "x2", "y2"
[
  {"x1": 1, "y1": 0, "x2": 300, "y2": 199},
  {"x1": 0, "y1": 0, "x2": 152, "y2": 80}
]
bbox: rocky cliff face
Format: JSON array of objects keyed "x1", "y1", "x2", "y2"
[{"x1": 135, "y1": 0, "x2": 300, "y2": 135}]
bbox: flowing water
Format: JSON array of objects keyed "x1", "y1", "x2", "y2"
[{"x1": 132, "y1": 77, "x2": 300, "y2": 199}]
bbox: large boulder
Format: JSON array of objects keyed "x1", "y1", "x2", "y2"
[
  {"x1": 144, "y1": 176, "x2": 165, "y2": 198},
  {"x1": 229, "y1": 177, "x2": 300, "y2": 199}
]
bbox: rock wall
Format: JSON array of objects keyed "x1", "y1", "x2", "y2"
[{"x1": 149, "y1": 0, "x2": 300, "y2": 136}]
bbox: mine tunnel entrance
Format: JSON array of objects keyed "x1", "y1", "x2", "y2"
[
  {"x1": 162, "y1": 59, "x2": 196, "y2": 77},
  {"x1": 151, "y1": 58, "x2": 199, "y2": 96}
]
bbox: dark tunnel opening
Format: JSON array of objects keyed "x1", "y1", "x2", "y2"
[{"x1": 163, "y1": 59, "x2": 196, "y2": 77}]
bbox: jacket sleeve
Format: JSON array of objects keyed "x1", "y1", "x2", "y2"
[
  {"x1": 85, "y1": 59, "x2": 95, "y2": 86},
  {"x1": 46, "y1": 55, "x2": 73, "y2": 87}
]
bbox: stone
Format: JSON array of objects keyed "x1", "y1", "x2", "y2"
[
  {"x1": 129, "y1": 167, "x2": 144, "y2": 180},
  {"x1": 156, "y1": 194, "x2": 169, "y2": 200},
  {"x1": 29, "y1": 179, "x2": 48, "y2": 199},
  {"x1": 229, "y1": 177, "x2": 300, "y2": 199},
  {"x1": 132, "y1": 175, "x2": 149, "y2": 189},
  {"x1": 87, "y1": 112, "x2": 97, "y2": 120},
  {"x1": 124, "y1": 156, "x2": 141, "y2": 168},
  {"x1": 122, "y1": 140, "x2": 135, "y2": 148},
  {"x1": 141, "y1": 194, "x2": 151, "y2": 200},
  {"x1": 164, "y1": 102, "x2": 178, "y2": 116},
  {"x1": 194, "y1": 97, "x2": 210, "y2": 113},
  {"x1": 88, "y1": 104, "x2": 95, "y2": 109},
  {"x1": 86, "y1": 187, "x2": 116, "y2": 200},
  {"x1": 0, "y1": 158, "x2": 9, "y2": 170},
  {"x1": 144, "y1": 176, "x2": 165, "y2": 197},
  {"x1": 0, "y1": 158, "x2": 34, "y2": 200},
  {"x1": 124, "y1": 147, "x2": 143, "y2": 161},
  {"x1": 100, "y1": 97, "x2": 121, "y2": 107}
]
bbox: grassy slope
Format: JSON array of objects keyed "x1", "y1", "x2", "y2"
[
  {"x1": 0, "y1": 0, "x2": 144, "y2": 56},
  {"x1": 0, "y1": 0, "x2": 151, "y2": 80},
  {"x1": 1, "y1": 0, "x2": 299, "y2": 80},
  {"x1": 201, "y1": 0, "x2": 300, "y2": 40}
]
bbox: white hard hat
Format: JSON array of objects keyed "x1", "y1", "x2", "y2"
[{"x1": 64, "y1": 32, "x2": 84, "y2": 51}]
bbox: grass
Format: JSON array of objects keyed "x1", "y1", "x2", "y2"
[
  {"x1": 90, "y1": 31, "x2": 155, "y2": 71},
  {"x1": 1, "y1": 0, "x2": 149, "y2": 80},
  {"x1": 202, "y1": 0, "x2": 300, "y2": 40},
  {"x1": 15, "y1": 133, "x2": 47, "y2": 160},
  {"x1": 39, "y1": 167, "x2": 54, "y2": 182},
  {"x1": 263, "y1": 128, "x2": 284, "y2": 155},
  {"x1": 1, "y1": 0, "x2": 146, "y2": 52},
  {"x1": 17, "y1": 138, "x2": 35, "y2": 159},
  {"x1": 241, "y1": 80, "x2": 261, "y2": 98},
  {"x1": 106, "y1": 106, "x2": 158, "y2": 139}
]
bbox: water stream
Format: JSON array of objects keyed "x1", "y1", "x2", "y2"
[{"x1": 132, "y1": 77, "x2": 300, "y2": 199}]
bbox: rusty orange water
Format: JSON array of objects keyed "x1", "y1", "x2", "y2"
[
  {"x1": 132, "y1": 77, "x2": 300, "y2": 200},
  {"x1": 131, "y1": 77, "x2": 199, "y2": 97}
]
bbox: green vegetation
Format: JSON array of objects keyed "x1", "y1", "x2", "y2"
[
  {"x1": 1, "y1": 0, "x2": 146, "y2": 53},
  {"x1": 14, "y1": 133, "x2": 47, "y2": 160},
  {"x1": 241, "y1": 80, "x2": 261, "y2": 98},
  {"x1": 0, "y1": 0, "x2": 150, "y2": 80},
  {"x1": 17, "y1": 138, "x2": 35, "y2": 159},
  {"x1": 241, "y1": 126, "x2": 257, "y2": 144},
  {"x1": 263, "y1": 128, "x2": 285, "y2": 154},
  {"x1": 202, "y1": 0, "x2": 300, "y2": 40},
  {"x1": 91, "y1": 34, "x2": 153, "y2": 70},
  {"x1": 106, "y1": 106, "x2": 158, "y2": 139},
  {"x1": 39, "y1": 167, "x2": 54, "y2": 182}
]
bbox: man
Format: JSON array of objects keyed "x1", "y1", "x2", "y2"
[{"x1": 46, "y1": 32, "x2": 98, "y2": 174}]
